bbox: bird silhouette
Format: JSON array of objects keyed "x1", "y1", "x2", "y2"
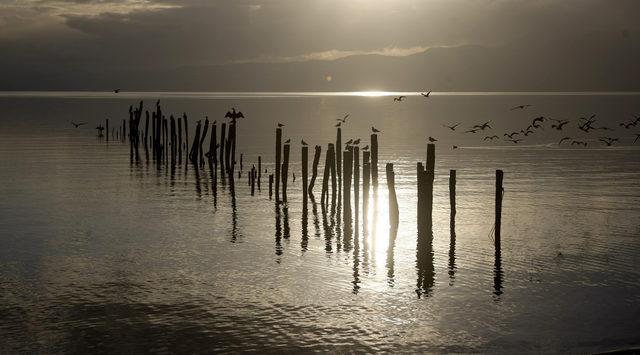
[
  {"x1": 278, "y1": 123, "x2": 285, "y2": 127},
  {"x1": 510, "y1": 104, "x2": 532, "y2": 110},
  {"x1": 301, "y1": 139, "x2": 308, "y2": 145},
  {"x1": 114, "y1": 89, "x2": 120, "y2": 93},
  {"x1": 508, "y1": 138, "x2": 523, "y2": 144},
  {"x1": 504, "y1": 132, "x2": 519, "y2": 138},
  {"x1": 571, "y1": 140, "x2": 588, "y2": 147},
  {"x1": 284, "y1": 138, "x2": 291, "y2": 144},
  {"x1": 444, "y1": 123, "x2": 461, "y2": 131},
  {"x1": 353, "y1": 138, "x2": 361, "y2": 145},
  {"x1": 393, "y1": 96, "x2": 406, "y2": 102},
  {"x1": 551, "y1": 120, "x2": 570, "y2": 130},
  {"x1": 69, "y1": 121, "x2": 87, "y2": 128},
  {"x1": 531, "y1": 116, "x2": 545, "y2": 128},
  {"x1": 95, "y1": 124, "x2": 105, "y2": 136},
  {"x1": 634, "y1": 133, "x2": 640, "y2": 143},
  {"x1": 483, "y1": 135, "x2": 499, "y2": 141},
  {"x1": 619, "y1": 121, "x2": 636, "y2": 129},
  {"x1": 335, "y1": 122, "x2": 341, "y2": 127},
  {"x1": 372, "y1": 126, "x2": 381, "y2": 133},
  {"x1": 465, "y1": 129, "x2": 479, "y2": 133},
  {"x1": 421, "y1": 91, "x2": 432, "y2": 98},
  {"x1": 362, "y1": 145, "x2": 369, "y2": 150},
  {"x1": 452, "y1": 145, "x2": 458, "y2": 149},
  {"x1": 599, "y1": 137, "x2": 618, "y2": 146},
  {"x1": 336, "y1": 114, "x2": 350, "y2": 123},
  {"x1": 558, "y1": 137, "x2": 572, "y2": 145},
  {"x1": 473, "y1": 121, "x2": 492, "y2": 130},
  {"x1": 225, "y1": 108, "x2": 244, "y2": 120},
  {"x1": 428, "y1": 136, "x2": 437, "y2": 142},
  {"x1": 345, "y1": 139, "x2": 353, "y2": 145}
]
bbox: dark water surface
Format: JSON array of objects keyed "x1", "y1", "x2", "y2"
[{"x1": 1, "y1": 93, "x2": 639, "y2": 353}]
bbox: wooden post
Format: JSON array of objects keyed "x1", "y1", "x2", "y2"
[
  {"x1": 219, "y1": 123, "x2": 226, "y2": 172},
  {"x1": 343, "y1": 149, "x2": 353, "y2": 221},
  {"x1": 363, "y1": 151, "x2": 371, "y2": 224},
  {"x1": 209, "y1": 121, "x2": 217, "y2": 164},
  {"x1": 144, "y1": 111, "x2": 149, "y2": 148},
  {"x1": 386, "y1": 163, "x2": 399, "y2": 228},
  {"x1": 251, "y1": 166, "x2": 256, "y2": 196},
  {"x1": 353, "y1": 146, "x2": 360, "y2": 222},
  {"x1": 230, "y1": 121, "x2": 237, "y2": 172},
  {"x1": 170, "y1": 116, "x2": 176, "y2": 164},
  {"x1": 321, "y1": 147, "x2": 330, "y2": 205},
  {"x1": 183, "y1": 113, "x2": 189, "y2": 165},
  {"x1": 275, "y1": 128, "x2": 282, "y2": 203},
  {"x1": 177, "y1": 116, "x2": 182, "y2": 164},
  {"x1": 328, "y1": 144, "x2": 337, "y2": 208},
  {"x1": 122, "y1": 119, "x2": 126, "y2": 142},
  {"x1": 495, "y1": 170, "x2": 503, "y2": 246},
  {"x1": 302, "y1": 145, "x2": 308, "y2": 205},
  {"x1": 106, "y1": 119, "x2": 109, "y2": 142},
  {"x1": 336, "y1": 127, "x2": 342, "y2": 181},
  {"x1": 240, "y1": 153, "x2": 244, "y2": 171},
  {"x1": 281, "y1": 143, "x2": 290, "y2": 203},
  {"x1": 426, "y1": 143, "x2": 435, "y2": 227},
  {"x1": 269, "y1": 174, "x2": 274, "y2": 200},
  {"x1": 371, "y1": 134, "x2": 379, "y2": 189},
  {"x1": 450, "y1": 170, "x2": 456, "y2": 232},
  {"x1": 199, "y1": 118, "x2": 209, "y2": 167},
  {"x1": 308, "y1": 145, "x2": 321, "y2": 196},
  {"x1": 189, "y1": 121, "x2": 202, "y2": 164},
  {"x1": 258, "y1": 156, "x2": 262, "y2": 190}
]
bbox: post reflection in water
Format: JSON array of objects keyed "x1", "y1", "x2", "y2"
[
  {"x1": 494, "y1": 244, "x2": 504, "y2": 298},
  {"x1": 416, "y1": 228, "x2": 435, "y2": 299},
  {"x1": 301, "y1": 203, "x2": 309, "y2": 253},
  {"x1": 311, "y1": 195, "x2": 321, "y2": 241},
  {"x1": 449, "y1": 229, "x2": 457, "y2": 285},
  {"x1": 386, "y1": 225, "x2": 398, "y2": 287},
  {"x1": 274, "y1": 203, "x2": 283, "y2": 259},
  {"x1": 193, "y1": 163, "x2": 202, "y2": 199},
  {"x1": 228, "y1": 172, "x2": 239, "y2": 243},
  {"x1": 208, "y1": 161, "x2": 217, "y2": 208}
]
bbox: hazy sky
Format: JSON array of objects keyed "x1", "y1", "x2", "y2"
[{"x1": 1, "y1": 0, "x2": 638, "y2": 90}]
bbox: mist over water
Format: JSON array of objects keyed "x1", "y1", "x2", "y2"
[{"x1": 1, "y1": 93, "x2": 639, "y2": 353}]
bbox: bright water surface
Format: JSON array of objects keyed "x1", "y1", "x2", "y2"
[{"x1": 1, "y1": 92, "x2": 639, "y2": 353}]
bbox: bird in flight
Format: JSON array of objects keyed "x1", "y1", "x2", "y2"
[
  {"x1": 277, "y1": 123, "x2": 285, "y2": 127},
  {"x1": 473, "y1": 121, "x2": 492, "y2": 130},
  {"x1": 69, "y1": 121, "x2": 87, "y2": 128},
  {"x1": 599, "y1": 137, "x2": 618, "y2": 146},
  {"x1": 634, "y1": 133, "x2": 640, "y2": 143},
  {"x1": 114, "y1": 89, "x2": 120, "y2": 93},
  {"x1": 225, "y1": 108, "x2": 244, "y2": 120},
  {"x1": 465, "y1": 128, "x2": 479, "y2": 134},
  {"x1": 504, "y1": 132, "x2": 519, "y2": 138},
  {"x1": 393, "y1": 96, "x2": 406, "y2": 102},
  {"x1": 483, "y1": 135, "x2": 499, "y2": 141},
  {"x1": 558, "y1": 137, "x2": 572, "y2": 145},
  {"x1": 619, "y1": 121, "x2": 637, "y2": 129},
  {"x1": 571, "y1": 140, "x2": 587, "y2": 147},
  {"x1": 508, "y1": 138, "x2": 523, "y2": 144},
  {"x1": 336, "y1": 114, "x2": 350, "y2": 123},
  {"x1": 551, "y1": 120, "x2": 570, "y2": 130},
  {"x1": 372, "y1": 126, "x2": 381, "y2": 133},
  {"x1": 520, "y1": 128, "x2": 534, "y2": 136},
  {"x1": 428, "y1": 136, "x2": 437, "y2": 142},
  {"x1": 443, "y1": 123, "x2": 461, "y2": 131},
  {"x1": 531, "y1": 116, "x2": 545, "y2": 128},
  {"x1": 510, "y1": 104, "x2": 532, "y2": 111},
  {"x1": 335, "y1": 122, "x2": 341, "y2": 127},
  {"x1": 421, "y1": 91, "x2": 432, "y2": 98},
  {"x1": 284, "y1": 138, "x2": 291, "y2": 144},
  {"x1": 301, "y1": 139, "x2": 308, "y2": 146}
]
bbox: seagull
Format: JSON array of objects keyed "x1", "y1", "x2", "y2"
[
  {"x1": 473, "y1": 121, "x2": 492, "y2": 130},
  {"x1": 372, "y1": 126, "x2": 381, "y2": 133},
  {"x1": 336, "y1": 114, "x2": 350, "y2": 123},
  {"x1": 225, "y1": 108, "x2": 244, "y2": 120},
  {"x1": 421, "y1": 91, "x2": 432, "y2": 98},
  {"x1": 335, "y1": 122, "x2": 341, "y2": 127},
  {"x1": 551, "y1": 120, "x2": 570, "y2": 130},
  {"x1": 599, "y1": 137, "x2": 618, "y2": 146},
  {"x1": 483, "y1": 135, "x2": 499, "y2": 141},
  {"x1": 504, "y1": 132, "x2": 519, "y2": 138},
  {"x1": 69, "y1": 121, "x2": 87, "y2": 128},
  {"x1": 393, "y1": 96, "x2": 406, "y2": 102},
  {"x1": 95, "y1": 124, "x2": 105, "y2": 135},
  {"x1": 443, "y1": 123, "x2": 461, "y2": 131},
  {"x1": 284, "y1": 138, "x2": 291, "y2": 144},
  {"x1": 510, "y1": 104, "x2": 532, "y2": 111},
  {"x1": 465, "y1": 129, "x2": 479, "y2": 133},
  {"x1": 278, "y1": 123, "x2": 285, "y2": 127},
  {"x1": 428, "y1": 136, "x2": 437, "y2": 142},
  {"x1": 452, "y1": 145, "x2": 458, "y2": 149},
  {"x1": 114, "y1": 89, "x2": 120, "y2": 93},
  {"x1": 301, "y1": 139, "x2": 308, "y2": 146},
  {"x1": 619, "y1": 122, "x2": 636, "y2": 129},
  {"x1": 558, "y1": 137, "x2": 572, "y2": 145},
  {"x1": 531, "y1": 116, "x2": 545, "y2": 128},
  {"x1": 362, "y1": 145, "x2": 369, "y2": 150},
  {"x1": 634, "y1": 133, "x2": 640, "y2": 143},
  {"x1": 353, "y1": 138, "x2": 361, "y2": 145},
  {"x1": 520, "y1": 129, "x2": 534, "y2": 136},
  {"x1": 571, "y1": 140, "x2": 588, "y2": 147},
  {"x1": 508, "y1": 138, "x2": 523, "y2": 144},
  {"x1": 345, "y1": 139, "x2": 353, "y2": 145}
]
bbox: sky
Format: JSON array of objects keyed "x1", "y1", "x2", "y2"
[{"x1": 1, "y1": 0, "x2": 639, "y2": 91}]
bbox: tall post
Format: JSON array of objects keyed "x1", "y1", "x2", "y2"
[
  {"x1": 371, "y1": 134, "x2": 379, "y2": 190},
  {"x1": 281, "y1": 143, "x2": 290, "y2": 203},
  {"x1": 495, "y1": 170, "x2": 504, "y2": 246},
  {"x1": 269, "y1": 174, "x2": 274, "y2": 200},
  {"x1": 302, "y1": 145, "x2": 309, "y2": 205},
  {"x1": 106, "y1": 119, "x2": 109, "y2": 142},
  {"x1": 426, "y1": 143, "x2": 435, "y2": 227},
  {"x1": 209, "y1": 121, "x2": 217, "y2": 164},
  {"x1": 450, "y1": 170, "x2": 457, "y2": 232},
  {"x1": 220, "y1": 123, "x2": 226, "y2": 172},
  {"x1": 328, "y1": 144, "x2": 337, "y2": 208},
  {"x1": 258, "y1": 156, "x2": 262, "y2": 190},
  {"x1": 353, "y1": 146, "x2": 360, "y2": 223},
  {"x1": 363, "y1": 151, "x2": 371, "y2": 225},
  {"x1": 343, "y1": 149, "x2": 353, "y2": 223},
  {"x1": 275, "y1": 128, "x2": 282, "y2": 203},
  {"x1": 321, "y1": 147, "x2": 330, "y2": 205},
  {"x1": 230, "y1": 121, "x2": 237, "y2": 172},
  {"x1": 308, "y1": 145, "x2": 321, "y2": 196},
  {"x1": 386, "y1": 163, "x2": 399, "y2": 228},
  {"x1": 183, "y1": 113, "x2": 189, "y2": 164},
  {"x1": 177, "y1": 116, "x2": 182, "y2": 163}
]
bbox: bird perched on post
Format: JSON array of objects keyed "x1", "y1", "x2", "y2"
[
  {"x1": 353, "y1": 138, "x2": 360, "y2": 145},
  {"x1": 362, "y1": 145, "x2": 369, "y2": 150},
  {"x1": 372, "y1": 126, "x2": 380, "y2": 133},
  {"x1": 284, "y1": 138, "x2": 291, "y2": 144},
  {"x1": 421, "y1": 91, "x2": 432, "y2": 98},
  {"x1": 336, "y1": 114, "x2": 350, "y2": 123},
  {"x1": 301, "y1": 139, "x2": 308, "y2": 146},
  {"x1": 428, "y1": 136, "x2": 437, "y2": 142},
  {"x1": 277, "y1": 123, "x2": 285, "y2": 127},
  {"x1": 225, "y1": 108, "x2": 244, "y2": 120}
]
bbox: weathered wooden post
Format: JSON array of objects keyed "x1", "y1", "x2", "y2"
[
  {"x1": 281, "y1": 143, "x2": 290, "y2": 203},
  {"x1": 302, "y1": 145, "x2": 309, "y2": 205},
  {"x1": 328, "y1": 144, "x2": 337, "y2": 208},
  {"x1": 321, "y1": 147, "x2": 331, "y2": 205},
  {"x1": 183, "y1": 113, "x2": 189, "y2": 164},
  {"x1": 144, "y1": 111, "x2": 149, "y2": 148},
  {"x1": 177, "y1": 116, "x2": 182, "y2": 164},
  {"x1": 371, "y1": 133, "x2": 379, "y2": 190},
  {"x1": 336, "y1": 127, "x2": 342, "y2": 182},
  {"x1": 199, "y1": 118, "x2": 209, "y2": 167},
  {"x1": 275, "y1": 127, "x2": 282, "y2": 203},
  {"x1": 426, "y1": 143, "x2": 435, "y2": 227},
  {"x1": 240, "y1": 153, "x2": 244, "y2": 171},
  {"x1": 230, "y1": 120, "x2": 237, "y2": 172},
  {"x1": 269, "y1": 174, "x2": 274, "y2": 200},
  {"x1": 219, "y1": 123, "x2": 226, "y2": 172},
  {"x1": 308, "y1": 145, "x2": 321, "y2": 196},
  {"x1": 386, "y1": 163, "x2": 399, "y2": 228},
  {"x1": 106, "y1": 119, "x2": 109, "y2": 142},
  {"x1": 343, "y1": 149, "x2": 353, "y2": 222},
  {"x1": 363, "y1": 151, "x2": 371, "y2": 224},
  {"x1": 189, "y1": 121, "x2": 202, "y2": 164},
  {"x1": 209, "y1": 120, "x2": 217, "y2": 164},
  {"x1": 353, "y1": 145, "x2": 360, "y2": 223},
  {"x1": 495, "y1": 170, "x2": 503, "y2": 246},
  {"x1": 450, "y1": 170, "x2": 456, "y2": 232},
  {"x1": 251, "y1": 166, "x2": 256, "y2": 196},
  {"x1": 258, "y1": 156, "x2": 262, "y2": 190},
  {"x1": 122, "y1": 119, "x2": 126, "y2": 142}
]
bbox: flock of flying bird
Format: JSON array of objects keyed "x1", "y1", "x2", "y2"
[{"x1": 389, "y1": 95, "x2": 640, "y2": 148}]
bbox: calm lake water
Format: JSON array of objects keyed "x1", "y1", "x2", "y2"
[{"x1": 1, "y1": 92, "x2": 639, "y2": 353}]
